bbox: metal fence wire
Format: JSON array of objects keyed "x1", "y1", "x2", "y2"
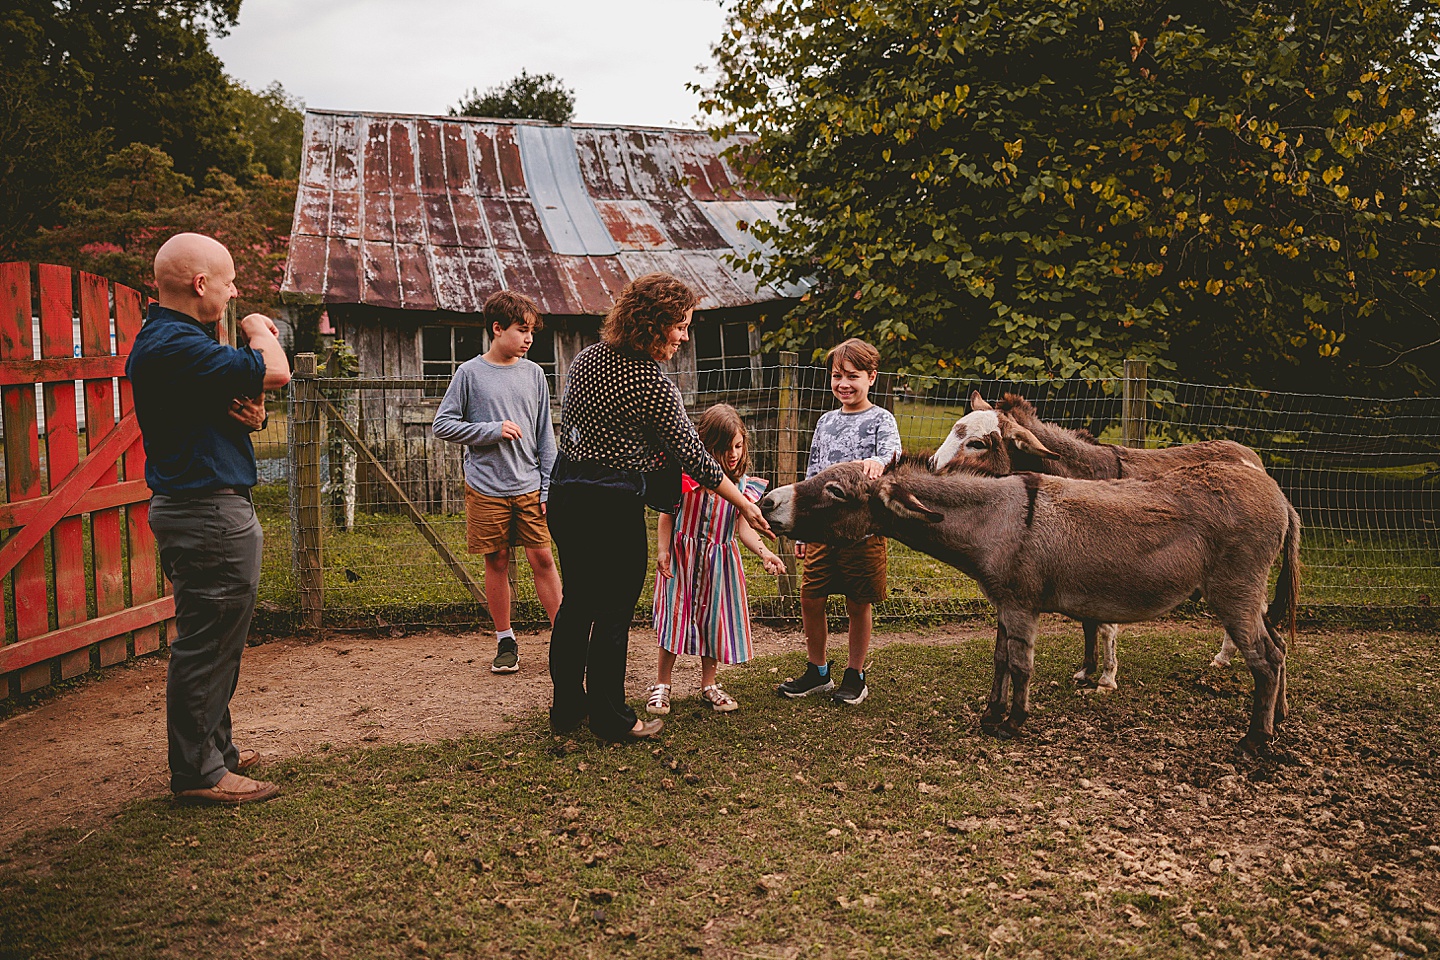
[{"x1": 251, "y1": 361, "x2": 1439, "y2": 633}]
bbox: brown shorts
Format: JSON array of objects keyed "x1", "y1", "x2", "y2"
[
  {"x1": 800, "y1": 537, "x2": 888, "y2": 604},
  {"x1": 464, "y1": 486, "x2": 550, "y2": 555}
]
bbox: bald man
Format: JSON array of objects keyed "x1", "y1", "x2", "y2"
[{"x1": 126, "y1": 233, "x2": 291, "y2": 806}]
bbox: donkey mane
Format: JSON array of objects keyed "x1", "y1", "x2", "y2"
[
  {"x1": 996, "y1": 393, "x2": 1099, "y2": 446},
  {"x1": 890, "y1": 451, "x2": 1012, "y2": 480},
  {"x1": 885, "y1": 451, "x2": 940, "y2": 475}
]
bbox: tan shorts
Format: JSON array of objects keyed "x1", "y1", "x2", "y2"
[
  {"x1": 464, "y1": 486, "x2": 550, "y2": 555},
  {"x1": 800, "y1": 537, "x2": 888, "y2": 604}
]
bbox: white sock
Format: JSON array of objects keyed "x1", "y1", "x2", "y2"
[{"x1": 496, "y1": 628, "x2": 515, "y2": 642}]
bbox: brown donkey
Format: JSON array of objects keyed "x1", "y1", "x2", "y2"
[
  {"x1": 932, "y1": 391, "x2": 1268, "y2": 688},
  {"x1": 760, "y1": 456, "x2": 1301, "y2": 756}
]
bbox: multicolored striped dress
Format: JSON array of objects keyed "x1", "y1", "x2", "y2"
[{"x1": 653, "y1": 474, "x2": 769, "y2": 663}]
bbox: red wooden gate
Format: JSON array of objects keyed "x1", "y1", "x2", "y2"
[{"x1": 0, "y1": 263, "x2": 174, "y2": 697}]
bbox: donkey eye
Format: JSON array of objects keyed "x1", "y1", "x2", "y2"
[
  {"x1": 823, "y1": 481, "x2": 848, "y2": 501},
  {"x1": 964, "y1": 439, "x2": 988, "y2": 451}
]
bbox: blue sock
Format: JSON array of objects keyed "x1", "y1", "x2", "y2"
[{"x1": 815, "y1": 662, "x2": 829, "y2": 677}]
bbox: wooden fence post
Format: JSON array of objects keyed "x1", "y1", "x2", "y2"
[
  {"x1": 1122, "y1": 359, "x2": 1148, "y2": 449},
  {"x1": 776, "y1": 351, "x2": 800, "y2": 601},
  {"x1": 291, "y1": 353, "x2": 323, "y2": 628}
]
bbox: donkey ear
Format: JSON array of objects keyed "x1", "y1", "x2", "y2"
[
  {"x1": 969, "y1": 390, "x2": 994, "y2": 412},
  {"x1": 1009, "y1": 424, "x2": 1058, "y2": 459},
  {"x1": 880, "y1": 482, "x2": 944, "y2": 523}
]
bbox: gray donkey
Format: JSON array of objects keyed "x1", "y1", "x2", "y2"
[
  {"x1": 932, "y1": 391, "x2": 1267, "y2": 688},
  {"x1": 760, "y1": 456, "x2": 1301, "y2": 756}
]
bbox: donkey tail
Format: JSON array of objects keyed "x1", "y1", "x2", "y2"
[{"x1": 1266, "y1": 503, "x2": 1302, "y2": 640}]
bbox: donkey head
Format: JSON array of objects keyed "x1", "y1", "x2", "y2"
[
  {"x1": 931, "y1": 390, "x2": 1057, "y2": 472},
  {"x1": 760, "y1": 460, "x2": 947, "y2": 544},
  {"x1": 760, "y1": 462, "x2": 881, "y2": 544}
]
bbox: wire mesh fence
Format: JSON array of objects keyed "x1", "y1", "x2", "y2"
[{"x1": 248, "y1": 361, "x2": 1439, "y2": 633}]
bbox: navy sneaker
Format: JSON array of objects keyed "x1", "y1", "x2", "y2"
[
  {"x1": 777, "y1": 661, "x2": 835, "y2": 698},
  {"x1": 832, "y1": 668, "x2": 868, "y2": 705}
]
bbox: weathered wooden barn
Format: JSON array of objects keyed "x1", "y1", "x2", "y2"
[{"x1": 280, "y1": 110, "x2": 803, "y2": 512}]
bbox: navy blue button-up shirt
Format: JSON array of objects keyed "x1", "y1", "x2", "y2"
[{"x1": 125, "y1": 304, "x2": 267, "y2": 495}]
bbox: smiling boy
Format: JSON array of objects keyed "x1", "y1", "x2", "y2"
[
  {"x1": 778, "y1": 338, "x2": 901, "y2": 705},
  {"x1": 432, "y1": 291, "x2": 561, "y2": 674}
]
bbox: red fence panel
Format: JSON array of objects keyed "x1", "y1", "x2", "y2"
[
  {"x1": 79, "y1": 272, "x2": 127, "y2": 668},
  {"x1": 0, "y1": 263, "x2": 174, "y2": 696},
  {"x1": 0, "y1": 262, "x2": 50, "y2": 693},
  {"x1": 38, "y1": 265, "x2": 87, "y2": 678}
]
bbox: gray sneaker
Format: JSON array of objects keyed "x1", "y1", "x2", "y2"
[
  {"x1": 491, "y1": 637, "x2": 519, "y2": 674},
  {"x1": 777, "y1": 661, "x2": 835, "y2": 698}
]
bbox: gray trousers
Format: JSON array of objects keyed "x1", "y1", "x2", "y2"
[{"x1": 148, "y1": 492, "x2": 263, "y2": 792}]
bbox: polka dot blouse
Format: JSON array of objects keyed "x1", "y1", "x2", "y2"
[{"x1": 558, "y1": 341, "x2": 725, "y2": 489}]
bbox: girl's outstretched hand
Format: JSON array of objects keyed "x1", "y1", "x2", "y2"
[{"x1": 739, "y1": 498, "x2": 774, "y2": 539}]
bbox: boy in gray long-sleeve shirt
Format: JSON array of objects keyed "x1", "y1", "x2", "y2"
[{"x1": 432, "y1": 291, "x2": 561, "y2": 674}]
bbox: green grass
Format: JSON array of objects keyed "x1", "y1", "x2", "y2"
[{"x1": 3, "y1": 627, "x2": 1438, "y2": 959}]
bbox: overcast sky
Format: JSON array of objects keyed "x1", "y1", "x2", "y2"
[{"x1": 212, "y1": 0, "x2": 732, "y2": 127}]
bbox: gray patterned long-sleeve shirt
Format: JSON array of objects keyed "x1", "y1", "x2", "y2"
[{"x1": 805, "y1": 405, "x2": 902, "y2": 479}]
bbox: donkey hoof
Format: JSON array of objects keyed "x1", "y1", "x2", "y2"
[
  {"x1": 1072, "y1": 668, "x2": 1090, "y2": 684},
  {"x1": 1209, "y1": 656, "x2": 1232, "y2": 669},
  {"x1": 995, "y1": 721, "x2": 1026, "y2": 741},
  {"x1": 1234, "y1": 734, "x2": 1272, "y2": 759}
]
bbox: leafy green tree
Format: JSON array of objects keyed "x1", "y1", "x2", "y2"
[
  {"x1": 28, "y1": 143, "x2": 296, "y2": 316},
  {"x1": 702, "y1": 1, "x2": 1440, "y2": 393},
  {"x1": 450, "y1": 69, "x2": 576, "y2": 123},
  {"x1": 0, "y1": 0, "x2": 249, "y2": 257},
  {"x1": 233, "y1": 79, "x2": 305, "y2": 179}
]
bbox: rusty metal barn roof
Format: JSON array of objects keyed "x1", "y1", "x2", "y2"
[{"x1": 281, "y1": 110, "x2": 803, "y2": 315}]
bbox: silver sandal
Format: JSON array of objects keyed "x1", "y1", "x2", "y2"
[
  {"x1": 701, "y1": 683, "x2": 739, "y2": 713},
  {"x1": 645, "y1": 683, "x2": 672, "y2": 716}
]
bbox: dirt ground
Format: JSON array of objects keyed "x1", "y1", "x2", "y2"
[{"x1": 0, "y1": 620, "x2": 984, "y2": 847}]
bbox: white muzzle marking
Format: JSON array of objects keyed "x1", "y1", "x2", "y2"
[{"x1": 932, "y1": 410, "x2": 999, "y2": 468}]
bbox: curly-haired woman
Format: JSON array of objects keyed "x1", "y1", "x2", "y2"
[{"x1": 547, "y1": 273, "x2": 773, "y2": 742}]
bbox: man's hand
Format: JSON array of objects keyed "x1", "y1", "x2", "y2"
[
  {"x1": 499, "y1": 420, "x2": 523, "y2": 441},
  {"x1": 657, "y1": 546, "x2": 673, "y2": 579},
  {"x1": 239, "y1": 313, "x2": 280, "y2": 341},
  {"x1": 860, "y1": 458, "x2": 885, "y2": 480},
  {"x1": 228, "y1": 394, "x2": 267, "y2": 432}
]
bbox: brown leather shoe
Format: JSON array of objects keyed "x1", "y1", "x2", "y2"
[
  {"x1": 174, "y1": 776, "x2": 281, "y2": 806},
  {"x1": 619, "y1": 718, "x2": 664, "y2": 741},
  {"x1": 234, "y1": 748, "x2": 260, "y2": 772}
]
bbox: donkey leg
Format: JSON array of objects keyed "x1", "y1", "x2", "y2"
[
  {"x1": 998, "y1": 611, "x2": 1039, "y2": 740},
  {"x1": 1075, "y1": 620, "x2": 1099, "y2": 686},
  {"x1": 1266, "y1": 620, "x2": 1289, "y2": 727},
  {"x1": 1210, "y1": 630, "x2": 1239, "y2": 668},
  {"x1": 980, "y1": 622, "x2": 1010, "y2": 732},
  {"x1": 1230, "y1": 613, "x2": 1279, "y2": 757},
  {"x1": 1095, "y1": 623, "x2": 1120, "y2": 692}
]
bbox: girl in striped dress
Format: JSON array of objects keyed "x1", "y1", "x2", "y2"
[{"x1": 648, "y1": 404, "x2": 786, "y2": 714}]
